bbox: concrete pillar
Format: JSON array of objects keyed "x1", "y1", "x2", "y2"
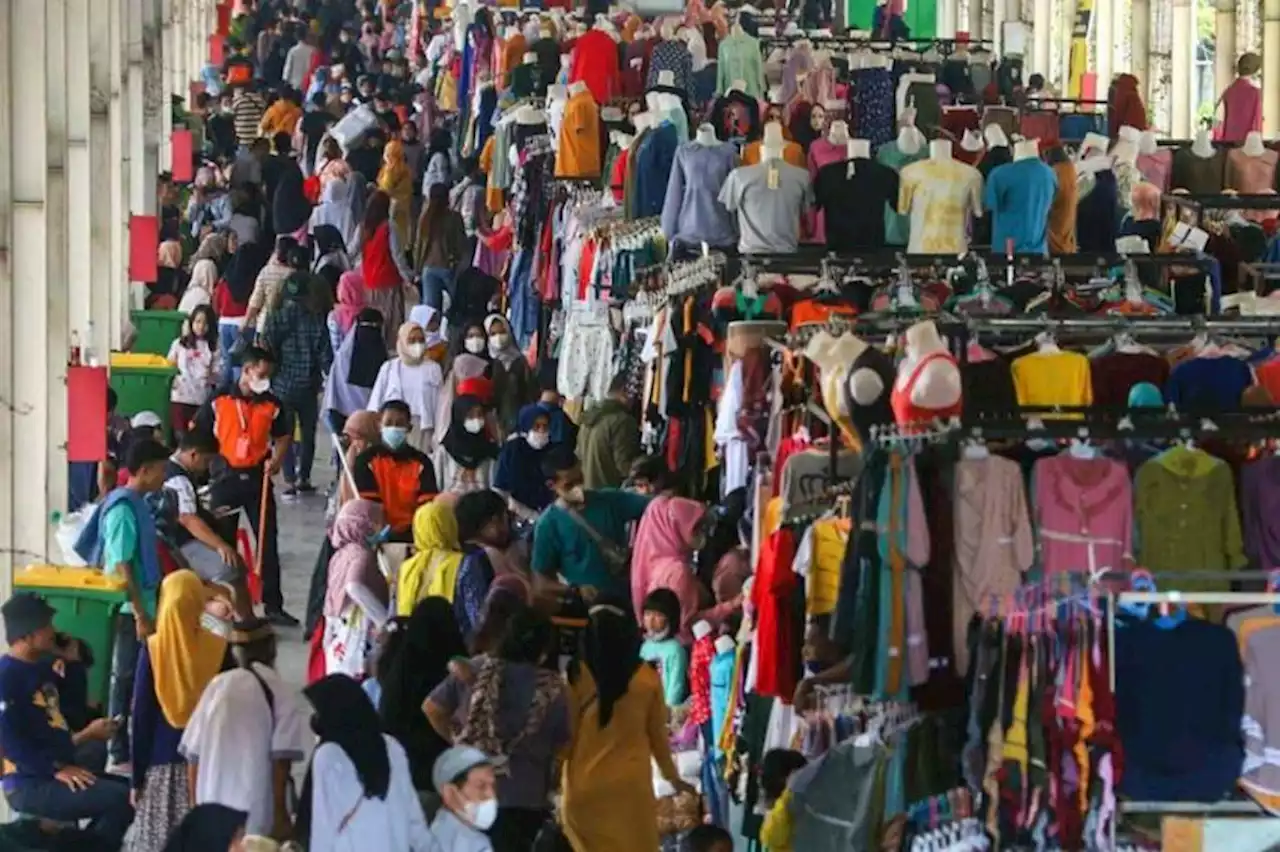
[
  {"x1": 89, "y1": 0, "x2": 114, "y2": 359},
  {"x1": 68, "y1": 0, "x2": 92, "y2": 360},
  {"x1": 8, "y1": 0, "x2": 54, "y2": 565},
  {"x1": 1217, "y1": 0, "x2": 1238, "y2": 99},
  {"x1": 1034, "y1": 0, "x2": 1051, "y2": 74},
  {"x1": 1096, "y1": 0, "x2": 1114, "y2": 99},
  {"x1": 0, "y1": 0, "x2": 15, "y2": 585},
  {"x1": 1171, "y1": 0, "x2": 1193, "y2": 136},
  {"x1": 45, "y1": 0, "x2": 70, "y2": 539},
  {"x1": 1132, "y1": 0, "x2": 1151, "y2": 106},
  {"x1": 939, "y1": 0, "x2": 958, "y2": 38},
  {"x1": 112, "y1": 0, "x2": 129, "y2": 346},
  {"x1": 968, "y1": 0, "x2": 983, "y2": 40},
  {"x1": 1266, "y1": 0, "x2": 1280, "y2": 134}
]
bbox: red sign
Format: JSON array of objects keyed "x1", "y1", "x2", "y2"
[
  {"x1": 216, "y1": 3, "x2": 231, "y2": 36},
  {"x1": 209, "y1": 34, "x2": 224, "y2": 67},
  {"x1": 171, "y1": 130, "x2": 194, "y2": 183},
  {"x1": 129, "y1": 215, "x2": 159, "y2": 283},
  {"x1": 67, "y1": 366, "x2": 108, "y2": 462}
]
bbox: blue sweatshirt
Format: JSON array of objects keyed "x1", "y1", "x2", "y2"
[{"x1": 0, "y1": 656, "x2": 76, "y2": 792}]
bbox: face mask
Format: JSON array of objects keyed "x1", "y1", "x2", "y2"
[
  {"x1": 381, "y1": 426, "x2": 408, "y2": 449},
  {"x1": 525, "y1": 431, "x2": 550, "y2": 450},
  {"x1": 644, "y1": 628, "x2": 670, "y2": 642},
  {"x1": 405, "y1": 342, "x2": 426, "y2": 359},
  {"x1": 464, "y1": 797, "x2": 498, "y2": 830},
  {"x1": 464, "y1": 337, "x2": 486, "y2": 354},
  {"x1": 248, "y1": 376, "x2": 271, "y2": 395},
  {"x1": 562, "y1": 484, "x2": 585, "y2": 504},
  {"x1": 488, "y1": 333, "x2": 510, "y2": 354},
  {"x1": 463, "y1": 417, "x2": 485, "y2": 434}
]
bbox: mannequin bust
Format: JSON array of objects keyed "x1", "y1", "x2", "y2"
[
  {"x1": 611, "y1": 130, "x2": 634, "y2": 150},
  {"x1": 695, "y1": 123, "x2": 718, "y2": 145},
  {"x1": 761, "y1": 121, "x2": 785, "y2": 160},
  {"x1": 1191, "y1": 128, "x2": 1215, "y2": 158},
  {"x1": 897, "y1": 125, "x2": 925, "y2": 155},
  {"x1": 982, "y1": 124, "x2": 1010, "y2": 149},
  {"x1": 960, "y1": 129, "x2": 984, "y2": 154},
  {"x1": 1013, "y1": 138, "x2": 1039, "y2": 160},
  {"x1": 1112, "y1": 139, "x2": 1139, "y2": 166},
  {"x1": 523, "y1": 51, "x2": 537, "y2": 65},
  {"x1": 896, "y1": 320, "x2": 962, "y2": 412},
  {"x1": 515, "y1": 105, "x2": 547, "y2": 125},
  {"x1": 730, "y1": 78, "x2": 748, "y2": 93},
  {"x1": 692, "y1": 620, "x2": 713, "y2": 641},
  {"x1": 930, "y1": 139, "x2": 953, "y2": 161},
  {"x1": 847, "y1": 139, "x2": 871, "y2": 159},
  {"x1": 548, "y1": 83, "x2": 568, "y2": 102},
  {"x1": 568, "y1": 80, "x2": 588, "y2": 97},
  {"x1": 714, "y1": 635, "x2": 736, "y2": 655},
  {"x1": 1117, "y1": 125, "x2": 1143, "y2": 147},
  {"x1": 656, "y1": 69, "x2": 677, "y2": 89},
  {"x1": 1139, "y1": 130, "x2": 1159, "y2": 155},
  {"x1": 1243, "y1": 131, "x2": 1267, "y2": 157},
  {"x1": 827, "y1": 119, "x2": 850, "y2": 145},
  {"x1": 632, "y1": 111, "x2": 656, "y2": 133}
]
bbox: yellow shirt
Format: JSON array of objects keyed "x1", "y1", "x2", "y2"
[
  {"x1": 797, "y1": 518, "x2": 850, "y2": 616},
  {"x1": 760, "y1": 789, "x2": 795, "y2": 852},
  {"x1": 1010, "y1": 350, "x2": 1093, "y2": 417},
  {"x1": 897, "y1": 158, "x2": 983, "y2": 254},
  {"x1": 555, "y1": 91, "x2": 603, "y2": 179}
]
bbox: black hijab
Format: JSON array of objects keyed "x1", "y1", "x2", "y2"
[
  {"x1": 223, "y1": 241, "x2": 271, "y2": 303},
  {"x1": 297, "y1": 674, "x2": 391, "y2": 846},
  {"x1": 441, "y1": 394, "x2": 499, "y2": 470},
  {"x1": 272, "y1": 160, "x2": 312, "y2": 236},
  {"x1": 348, "y1": 307, "x2": 388, "y2": 388},
  {"x1": 312, "y1": 223, "x2": 347, "y2": 259},
  {"x1": 161, "y1": 804, "x2": 246, "y2": 852},
  {"x1": 378, "y1": 596, "x2": 466, "y2": 789}
]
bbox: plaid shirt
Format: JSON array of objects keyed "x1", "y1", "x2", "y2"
[
  {"x1": 512, "y1": 134, "x2": 554, "y2": 249},
  {"x1": 260, "y1": 301, "x2": 333, "y2": 402}
]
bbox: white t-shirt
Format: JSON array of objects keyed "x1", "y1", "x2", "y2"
[
  {"x1": 367, "y1": 359, "x2": 444, "y2": 430},
  {"x1": 180, "y1": 663, "x2": 308, "y2": 837},
  {"x1": 168, "y1": 339, "x2": 219, "y2": 406}
]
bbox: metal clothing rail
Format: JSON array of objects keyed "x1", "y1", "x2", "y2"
[{"x1": 1164, "y1": 192, "x2": 1280, "y2": 227}]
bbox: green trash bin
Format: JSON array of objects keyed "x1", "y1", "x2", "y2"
[
  {"x1": 110, "y1": 352, "x2": 177, "y2": 434},
  {"x1": 14, "y1": 565, "x2": 130, "y2": 707},
  {"x1": 130, "y1": 309, "x2": 187, "y2": 356}
]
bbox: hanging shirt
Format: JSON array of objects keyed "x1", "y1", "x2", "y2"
[
  {"x1": 717, "y1": 161, "x2": 813, "y2": 254},
  {"x1": 660, "y1": 141, "x2": 739, "y2": 249},
  {"x1": 569, "y1": 28, "x2": 621, "y2": 103},
  {"x1": 984, "y1": 157, "x2": 1058, "y2": 255},
  {"x1": 897, "y1": 157, "x2": 983, "y2": 254},
  {"x1": 555, "y1": 90, "x2": 603, "y2": 178},
  {"x1": 814, "y1": 158, "x2": 900, "y2": 250},
  {"x1": 1010, "y1": 350, "x2": 1093, "y2": 415},
  {"x1": 715, "y1": 32, "x2": 766, "y2": 100}
]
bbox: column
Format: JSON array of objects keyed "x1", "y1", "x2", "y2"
[
  {"x1": 939, "y1": 0, "x2": 958, "y2": 38},
  {"x1": 968, "y1": 0, "x2": 982, "y2": 40},
  {"x1": 1132, "y1": 0, "x2": 1151, "y2": 106},
  {"x1": 45, "y1": 0, "x2": 70, "y2": 538},
  {"x1": 1096, "y1": 0, "x2": 1114, "y2": 98},
  {"x1": 9, "y1": 0, "x2": 53, "y2": 565},
  {"x1": 1171, "y1": 0, "x2": 1193, "y2": 136},
  {"x1": 0, "y1": 0, "x2": 15, "y2": 585},
  {"x1": 140, "y1": 0, "x2": 161, "y2": 209},
  {"x1": 112, "y1": 0, "x2": 129, "y2": 345},
  {"x1": 1034, "y1": 0, "x2": 1051, "y2": 74},
  {"x1": 68, "y1": 0, "x2": 93, "y2": 358},
  {"x1": 1266, "y1": 0, "x2": 1280, "y2": 133},
  {"x1": 159, "y1": 0, "x2": 173, "y2": 173},
  {"x1": 89, "y1": 0, "x2": 114, "y2": 359},
  {"x1": 1217, "y1": 0, "x2": 1238, "y2": 98}
]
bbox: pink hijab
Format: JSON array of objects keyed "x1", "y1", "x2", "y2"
[
  {"x1": 334, "y1": 271, "x2": 366, "y2": 336},
  {"x1": 630, "y1": 496, "x2": 706, "y2": 623},
  {"x1": 325, "y1": 499, "x2": 389, "y2": 617}
]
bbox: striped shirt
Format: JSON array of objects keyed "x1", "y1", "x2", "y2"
[{"x1": 232, "y1": 92, "x2": 267, "y2": 147}]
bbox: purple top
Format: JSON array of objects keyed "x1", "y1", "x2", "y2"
[
  {"x1": 1242, "y1": 457, "x2": 1280, "y2": 569},
  {"x1": 660, "y1": 141, "x2": 739, "y2": 249}
]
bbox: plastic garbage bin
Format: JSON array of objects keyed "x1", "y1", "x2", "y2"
[
  {"x1": 130, "y1": 309, "x2": 187, "y2": 356},
  {"x1": 110, "y1": 352, "x2": 177, "y2": 434},
  {"x1": 14, "y1": 565, "x2": 129, "y2": 707}
]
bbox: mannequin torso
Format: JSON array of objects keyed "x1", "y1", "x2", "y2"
[{"x1": 891, "y1": 321, "x2": 962, "y2": 429}]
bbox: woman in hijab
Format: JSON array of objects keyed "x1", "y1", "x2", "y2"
[
  {"x1": 493, "y1": 404, "x2": 555, "y2": 520},
  {"x1": 367, "y1": 320, "x2": 444, "y2": 454},
  {"x1": 358, "y1": 190, "x2": 415, "y2": 347},
  {"x1": 321, "y1": 500, "x2": 390, "y2": 679},
  {"x1": 422, "y1": 127, "x2": 454, "y2": 195},
  {"x1": 161, "y1": 804, "x2": 247, "y2": 852},
  {"x1": 435, "y1": 395, "x2": 499, "y2": 494},
  {"x1": 297, "y1": 675, "x2": 436, "y2": 852},
  {"x1": 561, "y1": 608, "x2": 692, "y2": 852},
  {"x1": 483, "y1": 314, "x2": 533, "y2": 438},
  {"x1": 213, "y1": 239, "x2": 269, "y2": 385},
  {"x1": 327, "y1": 270, "x2": 366, "y2": 354},
  {"x1": 377, "y1": 139, "x2": 414, "y2": 248},
  {"x1": 377, "y1": 597, "x2": 467, "y2": 792},
  {"x1": 312, "y1": 224, "x2": 351, "y2": 284},
  {"x1": 272, "y1": 154, "x2": 313, "y2": 239},
  {"x1": 316, "y1": 136, "x2": 352, "y2": 188},
  {"x1": 179, "y1": 231, "x2": 230, "y2": 315},
  {"x1": 310, "y1": 177, "x2": 362, "y2": 259},
  {"x1": 433, "y1": 352, "x2": 492, "y2": 446},
  {"x1": 130, "y1": 570, "x2": 229, "y2": 852},
  {"x1": 151, "y1": 239, "x2": 186, "y2": 308},
  {"x1": 630, "y1": 495, "x2": 738, "y2": 642},
  {"x1": 396, "y1": 500, "x2": 463, "y2": 615}
]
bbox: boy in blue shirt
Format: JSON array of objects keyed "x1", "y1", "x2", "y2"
[{"x1": 0, "y1": 594, "x2": 132, "y2": 848}]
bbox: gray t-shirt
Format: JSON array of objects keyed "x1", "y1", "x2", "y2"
[
  {"x1": 428, "y1": 655, "x2": 571, "y2": 810},
  {"x1": 717, "y1": 161, "x2": 812, "y2": 254}
]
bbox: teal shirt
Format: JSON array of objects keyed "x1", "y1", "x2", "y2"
[
  {"x1": 101, "y1": 503, "x2": 159, "y2": 620},
  {"x1": 640, "y1": 637, "x2": 689, "y2": 707},
  {"x1": 531, "y1": 489, "x2": 652, "y2": 597},
  {"x1": 876, "y1": 141, "x2": 927, "y2": 246}
]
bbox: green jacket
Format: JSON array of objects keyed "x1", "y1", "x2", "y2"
[{"x1": 576, "y1": 398, "x2": 640, "y2": 490}]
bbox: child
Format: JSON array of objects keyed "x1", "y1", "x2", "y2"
[
  {"x1": 640, "y1": 588, "x2": 688, "y2": 708},
  {"x1": 758, "y1": 748, "x2": 809, "y2": 852},
  {"x1": 683, "y1": 825, "x2": 734, "y2": 852}
]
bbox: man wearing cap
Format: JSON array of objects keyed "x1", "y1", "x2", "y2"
[
  {"x1": 180, "y1": 617, "x2": 307, "y2": 842},
  {"x1": 431, "y1": 746, "x2": 497, "y2": 852},
  {"x1": 0, "y1": 594, "x2": 134, "y2": 847}
]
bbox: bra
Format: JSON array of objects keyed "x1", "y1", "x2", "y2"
[{"x1": 889, "y1": 351, "x2": 963, "y2": 432}]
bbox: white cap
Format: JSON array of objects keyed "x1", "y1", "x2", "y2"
[{"x1": 131, "y1": 411, "x2": 162, "y2": 429}]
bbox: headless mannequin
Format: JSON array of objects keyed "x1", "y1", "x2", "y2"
[
  {"x1": 595, "y1": 14, "x2": 620, "y2": 40},
  {"x1": 612, "y1": 131, "x2": 634, "y2": 150},
  {"x1": 1012, "y1": 138, "x2": 1039, "y2": 161},
  {"x1": 983, "y1": 124, "x2": 1010, "y2": 150},
  {"x1": 761, "y1": 121, "x2": 785, "y2": 160},
  {"x1": 960, "y1": 129, "x2": 984, "y2": 154},
  {"x1": 897, "y1": 124, "x2": 925, "y2": 156},
  {"x1": 827, "y1": 119, "x2": 850, "y2": 145},
  {"x1": 1139, "y1": 130, "x2": 1159, "y2": 156},
  {"x1": 548, "y1": 83, "x2": 568, "y2": 103},
  {"x1": 515, "y1": 105, "x2": 546, "y2": 125},
  {"x1": 523, "y1": 51, "x2": 536, "y2": 65},
  {"x1": 632, "y1": 111, "x2": 656, "y2": 133},
  {"x1": 730, "y1": 79, "x2": 748, "y2": 93},
  {"x1": 895, "y1": 320, "x2": 962, "y2": 411},
  {"x1": 695, "y1": 123, "x2": 718, "y2": 145},
  {"x1": 930, "y1": 138, "x2": 953, "y2": 161},
  {"x1": 1243, "y1": 131, "x2": 1267, "y2": 157},
  {"x1": 1117, "y1": 124, "x2": 1143, "y2": 148},
  {"x1": 568, "y1": 79, "x2": 588, "y2": 97},
  {"x1": 847, "y1": 139, "x2": 871, "y2": 159},
  {"x1": 1112, "y1": 139, "x2": 1138, "y2": 166},
  {"x1": 1191, "y1": 129, "x2": 1215, "y2": 158}
]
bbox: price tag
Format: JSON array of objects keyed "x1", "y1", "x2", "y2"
[
  {"x1": 847, "y1": 160, "x2": 856, "y2": 179},
  {"x1": 767, "y1": 165, "x2": 779, "y2": 190}
]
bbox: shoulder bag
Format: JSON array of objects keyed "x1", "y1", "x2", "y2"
[{"x1": 557, "y1": 502, "x2": 631, "y2": 578}]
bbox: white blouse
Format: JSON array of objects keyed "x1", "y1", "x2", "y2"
[
  {"x1": 168, "y1": 339, "x2": 219, "y2": 406},
  {"x1": 367, "y1": 358, "x2": 444, "y2": 429}
]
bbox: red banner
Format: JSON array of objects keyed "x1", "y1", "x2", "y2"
[
  {"x1": 216, "y1": 3, "x2": 231, "y2": 36},
  {"x1": 67, "y1": 366, "x2": 108, "y2": 462},
  {"x1": 209, "y1": 34, "x2": 224, "y2": 67},
  {"x1": 128, "y1": 215, "x2": 159, "y2": 283},
  {"x1": 171, "y1": 130, "x2": 194, "y2": 183}
]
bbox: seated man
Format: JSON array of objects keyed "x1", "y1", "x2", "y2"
[
  {"x1": 354, "y1": 400, "x2": 439, "y2": 541},
  {"x1": 0, "y1": 594, "x2": 132, "y2": 848}
]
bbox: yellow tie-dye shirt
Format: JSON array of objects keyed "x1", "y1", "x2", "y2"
[{"x1": 897, "y1": 158, "x2": 984, "y2": 254}]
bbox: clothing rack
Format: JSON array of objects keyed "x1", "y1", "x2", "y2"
[
  {"x1": 1164, "y1": 192, "x2": 1280, "y2": 227},
  {"x1": 760, "y1": 34, "x2": 995, "y2": 55}
]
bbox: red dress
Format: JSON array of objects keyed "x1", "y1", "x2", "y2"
[{"x1": 751, "y1": 528, "x2": 799, "y2": 702}]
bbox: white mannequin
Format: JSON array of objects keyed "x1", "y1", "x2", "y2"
[
  {"x1": 695, "y1": 123, "x2": 718, "y2": 145},
  {"x1": 568, "y1": 80, "x2": 588, "y2": 97},
  {"x1": 611, "y1": 130, "x2": 634, "y2": 150},
  {"x1": 983, "y1": 124, "x2": 1010, "y2": 149},
  {"x1": 632, "y1": 111, "x2": 656, "y2": 133},
  {"x1": 1013, "y1": 138, "x2": 1039, "y2": 160},
  {"x1": 1117, "y1": 124, "x2": 1143, "y2": 147},
  {"x1": 714, "y1": 635, "x2": 736, "y2": 655},
  {"x1": 1243, "y1": 131, "x2": 1267, "y2": 157},
  {"x1": 1191, "y1": 128, "x2": 1215, "y2": 158},
  {"x1": 655, "y1": 69, "x2": 677, "y2": 89},
  {"x1": 730, "y1": 78, "x2": 748, "y2": 93},
  {"x1": 1139, "y1": 130, "x2": 1159, "y2": 155},
  {"x1": 595, "y1": 13, "x2": 620, "y2": 39},
  {"x1": 452, "y1": 0, "x2": 472, "y2": 51},
  {"x1": 827, "y1": 119, "x2": 850, "y2": 145},
  {"x1": 895, "y1": 320, "x2": 962, "y2": 411},
  {"x1": 804, "y1": 332, "x2": 873, "y2": 416},
  {"x1": 1112, "y1": 139, "x2": 1138, "y2": 166},
  {"x1": 761, "y1": 121, "x2": 785, "y2": 161},
  {"x1": 847, "y1": 139, "x2": 871, "y2": 159},
  {"x1": 515, "y1": 105, "x2": 547, "y2": 125},
  {"x1": 504, "y1": 25, "x2": 519, "y2": 39},
  {"x1": 897, "y1": 125, "x2": 925, "y2": 155},
  {"x1": 960, "y1": 129, "x2": 984, "y2": 154},
  {"x1": 692, "y1": 620, "x2": 713, "y2": 641},
  {"x1": 522, "y1": 51, "x2": 537, "y2": 65},
  {"x1": 547, "y1": 83, "x2": 568, "y2": 103},
  {"x1": 930, "y1": 139, "x2": 953, "y2": 161}
]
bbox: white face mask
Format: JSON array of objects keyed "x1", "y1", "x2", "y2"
[
  {"x1": 488, "y1": 333, "x2": 510, "y2": 355},
  {"x1": 405, "y1": 342, "x2": 426, "y2": 359},
  {"x1": 248, "y1": 376, "x2": 271, "y2": 395},
  {"x1": 562, "y1": 484, "x2": 586, "y2": 505},
  {"x1": 525, "y1": 431, "x2": 550, "y2": 450},
  {"x1": 464, "y1": 337, "x2": 486, "y2": 354},
  {"x1": 464, "y1": 797, "x2": 498, "y2": 830},
  {"x1": 463, "y1": 417, "x2": 485, "y2": 434}
]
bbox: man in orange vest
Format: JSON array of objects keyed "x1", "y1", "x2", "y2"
[{"x1": 193, "y1": 346, "x2": 297, "y2": 626}]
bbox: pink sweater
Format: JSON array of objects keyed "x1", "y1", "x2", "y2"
[
  {"x1": 1220, "y1": 78, "x2": 1263, "y2": 143},
  {"x1": 1034, "y1": 455, "x2": 1133, "y2": 576}
]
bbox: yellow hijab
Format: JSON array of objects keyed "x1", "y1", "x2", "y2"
[
  {"x1": 378, "y1": 140, "x2": 413, "y2": 202},
  {"x1": 397, "y1": 500, "x2": 463, "y2": 615},
  {"x1": 148, "y1": 570, "x2": 227, "y2": 729}
]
